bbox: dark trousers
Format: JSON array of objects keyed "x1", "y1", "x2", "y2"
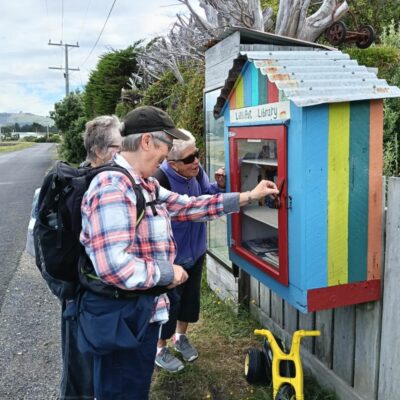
[
  {"x1": 60, "y1": 300, "x2": 94, "y2": 399},
  {"x1": 93, "y1": 323, "x2": 159, "y2": 400},
  {"x1": 77, "y1": 291, "x2": 160, "y2": 400},
  {"x1": 161, "y1": 254, "x2": 204, "y2": 340}
]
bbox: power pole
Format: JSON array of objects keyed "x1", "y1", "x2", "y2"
[{"x1": 48, "y1": 41, "x2": 80, "y2": 96}]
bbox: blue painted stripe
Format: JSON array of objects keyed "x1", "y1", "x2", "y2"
[
  {"x1": 302, "y1": 104, "x2": 329, "y2": 289},
  {"x1": 243, "y1": 63, "x2": 252, "y2": 107}
]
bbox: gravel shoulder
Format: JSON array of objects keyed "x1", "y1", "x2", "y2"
[{"x1": 0, "y1": 251, "x2": 61, "y2": 399}]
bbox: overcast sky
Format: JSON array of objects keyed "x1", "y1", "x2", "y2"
[{"x1": 0, "y1": 0, "x2": 203, "y2": 117}]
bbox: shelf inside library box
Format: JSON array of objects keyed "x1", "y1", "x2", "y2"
[
  {"x1": 241, "y1": 158, "x2": 277, "y2": 167},
  {"x1": 242, "y1": 204, "x2": 278, "y2": 228}
]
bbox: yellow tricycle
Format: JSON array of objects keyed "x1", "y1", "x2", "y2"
[{"x1": 244, "y1": 329, "x2": 320, "y2": 400}]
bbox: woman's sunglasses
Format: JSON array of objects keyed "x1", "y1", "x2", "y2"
[{"x1": 174, "y1": 150, "x2": 200, "y2": 164}]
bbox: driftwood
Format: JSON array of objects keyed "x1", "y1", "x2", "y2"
[{"x1": 134, "y1": 0, "x2": 349, "y2": 90}]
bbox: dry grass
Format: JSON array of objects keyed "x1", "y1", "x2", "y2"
[
  {"x1": 150, "y1": 275, "x2": 337, "y2": 400},
  {"x1": 0, "y1": 142, "x2": 35, "y2": 152}
]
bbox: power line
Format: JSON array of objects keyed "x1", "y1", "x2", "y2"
[
  {"x1": 81, "y1": 0, "x2": 117, "y2": 67},
  {"x1": 61, "y1": 0, "x2": 63, "y2": 41}
]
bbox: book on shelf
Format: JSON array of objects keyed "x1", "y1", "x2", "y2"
[
  {"x1": 243, "y1": 237, "x2": 278, "y2": 254},
  {"x1": 262, "y1": 250, "x2": 279, "y2": 266}
]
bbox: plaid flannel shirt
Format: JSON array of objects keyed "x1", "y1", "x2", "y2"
[{"x1": 80, "y1": 154, "x2": 239, "y2": 323}]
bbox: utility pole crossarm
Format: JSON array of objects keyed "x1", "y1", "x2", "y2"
[{"x1": 48, "y1": 40, "x2": 80, "y2": 96}]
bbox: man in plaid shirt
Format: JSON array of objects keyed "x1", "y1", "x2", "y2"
[{"x1": 78, "y1": 106, "x2": 279, "y2": 400}]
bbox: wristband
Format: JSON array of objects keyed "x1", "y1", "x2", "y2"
[{"x1": 247, "y1": 191, "x2": 253, "y2": 204}]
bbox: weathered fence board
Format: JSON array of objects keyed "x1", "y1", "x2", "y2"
[
  {"x1": 332, "y1": 306, "x2": 356, "y2": 385},
  {"x1": 378, "y1": 178, "x2": 400, "y2": 400},
  {"x1": 315, "y1": 309, "x2": 333, "y2": 368},
  {"x1": 353, "y1": 301, "x2": 381, "y2": 400}
]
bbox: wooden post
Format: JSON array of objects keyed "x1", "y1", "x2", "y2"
[{"x1": 378, "y1": 177, "x2": 400, "y2": 399}]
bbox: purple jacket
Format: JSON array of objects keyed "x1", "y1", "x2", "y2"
[{"x1": 159, "y1": 160, "x2": 222, "y2": 268}]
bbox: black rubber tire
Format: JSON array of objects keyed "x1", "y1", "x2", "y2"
[
  {"x1": 262, "y1": 339, "x2": 273, "y2": 385},
  {"x1": 244, "y1": 347, "x2": 267, "y2": 383},
  {"x1": 356, "y1": 25, "x2": 376, "y2": 49},
  {"x1": 276, "y1": 384, "x2": 296, "y2": 400}
]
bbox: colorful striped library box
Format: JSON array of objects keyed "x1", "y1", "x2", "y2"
[{"x1": 214, "y1": 50, "x2": 400, "y2": 313}]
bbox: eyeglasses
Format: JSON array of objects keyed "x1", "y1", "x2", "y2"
[
  {"x1": 173, "y1": 150, "x2": 200, "y2": 164},
  {"x1": 108, "y1": 144, "x2": 121, "y2": 149},
  {"x1": 152, "y1": 135, "x2": 173, "y2": 151}
]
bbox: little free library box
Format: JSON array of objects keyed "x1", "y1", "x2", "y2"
[{"x1": 211, "y1": 36, "x2": 400, "y2": 313}]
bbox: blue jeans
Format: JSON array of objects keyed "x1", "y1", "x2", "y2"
[{"x1": 60, "y1": 300, "x2": 94, "y2": 399}]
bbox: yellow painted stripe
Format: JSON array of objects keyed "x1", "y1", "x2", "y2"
[
  {"x1": 328, "y1": 103, "x2": 350, "y2": 285},
  {"x1": 235, "y1": 77, "x2": 244, "y2": 109}
]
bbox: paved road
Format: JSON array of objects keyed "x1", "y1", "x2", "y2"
[{"x1": 0, "y1": 143, "x2": 56, "y2": 308}]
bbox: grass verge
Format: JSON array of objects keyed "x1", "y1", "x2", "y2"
[
  {"x1": 0, "y1": 142, "x2": 35, "y2": 153},
  {"x1": 150, "y1": 274, "x2": 337, "y2": 400}
]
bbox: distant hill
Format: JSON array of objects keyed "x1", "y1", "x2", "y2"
[{"x1": 0, "y1": 112, "x2": 54, "y2": 127}]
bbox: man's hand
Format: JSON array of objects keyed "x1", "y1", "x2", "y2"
[
  {"x1": 167, "y1": 264, "x2": 189, "y2": 288},
  {"x1": 215, "y1": 167, "x2": 226, "y2": 189}
]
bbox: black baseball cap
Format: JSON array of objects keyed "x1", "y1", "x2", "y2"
[{"x1": 121, "y1": 106, "x2": 189, "y2": 140}]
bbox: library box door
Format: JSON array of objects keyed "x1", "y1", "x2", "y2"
[{"x1": 229, "y1": 125, "x2": 288, "y2": 285}]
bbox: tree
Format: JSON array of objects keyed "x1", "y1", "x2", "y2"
[
  {"x1": 137, "y1": 0, "x2": 350, "y2": 87},
  {"x1": 50, "y1": 91, "x2": 86, "y2": 163},
  {"x1": 84, "y1": 43, "x2": 143, "y2": 118},
  {"x1": 50, "y1": 91, "x2": 85, "y2": 133}
]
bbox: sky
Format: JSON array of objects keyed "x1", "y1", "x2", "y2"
[{"x1": 0, "y1": 0, "x2": 203, "y2": 117}]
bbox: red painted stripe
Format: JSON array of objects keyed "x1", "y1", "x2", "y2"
[
  {"x1": 268, "y1": 80, "x2": 279, "y2": 103},
  {"x1": 307, "y1": 280, "x2": 381, "y2": 312},
  {"x1": 367, "y1": 100, "x2": 383, "y2": 280}
]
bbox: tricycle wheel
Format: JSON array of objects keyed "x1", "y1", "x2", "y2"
[
  {"x1": 262, "y1": 339, "x2": 273, "y2": 384},
  {"x1": 244, "y1": 347, "x2": 266, "y2": 383},
  {"x1": 325, "y1": 21, "x2": 347, "y2": 46},
  {"x1": 356, "y1": 25, "x2": 376, "y2": 49},
  {"x1": 276, "y1": 384, "x2": 296, "y2": 400}
]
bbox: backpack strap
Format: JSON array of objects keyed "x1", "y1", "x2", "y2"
[
  {"x1": 92, "y1": 164, "x2": 147, "y2": 226},
  {"x1": 153, "y1": 167, "x2": 171, "y2": 190}
]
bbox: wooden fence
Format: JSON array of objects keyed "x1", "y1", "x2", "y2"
[{"x1": 207, "y1": 177, "x2": 400, "y2": 400}]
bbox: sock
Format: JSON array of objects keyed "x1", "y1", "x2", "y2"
[
  {"x1": 174, "y1": 333, "x2": 185, "y2": 341},
  {"x1": 157, "y1": 346, "x2": 166, "y2": 355}
]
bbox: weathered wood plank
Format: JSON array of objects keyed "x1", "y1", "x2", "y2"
[
  {"x1": 353, "y1": 301, "x2": 381, "y2": 400},
  {"x1": 298, "y1": 311, "x2": 315, "y2": 353},
  {"x1": 259, "y1": 282, "x2": 271, "y2": 317},
  {"x1": 378, "y1": 178, "x2": 400, "y2": 400},
  {"x1": 271, "y1": 291, "x2": 284, "y2": 327},
  {"x1": 315, "y1": 309, "x2": 333, "y2": 368},
  {"x1": 284, "y1": 302, "x2": 298, "y2": 335},
  {"x1": 332, "y1": 306, "x2": 355, "y2": 385},
  {"x1": 206, "y1": 255, "x2": 238, "y2": 304},
  {"x1": 250, "y1": 276, "x2": 260, "y2": 306}
]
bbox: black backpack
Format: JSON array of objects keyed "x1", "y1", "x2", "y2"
[{"x1": 34, "y1": 161, "x2": 151, "y2": 300}]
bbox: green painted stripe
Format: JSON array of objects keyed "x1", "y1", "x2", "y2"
[
  {"x1": 327, "y1": 103, "x2": 350, "y2": 286},
  {"x1": 348, "y1": 101, "x2": 370, "y2": 282},
  {"x1": 251, "y1": 64, "x2": 259, "y2": 106},
  {"x1": 258, "y1": 69, "x2": 267, "y2": 104}
]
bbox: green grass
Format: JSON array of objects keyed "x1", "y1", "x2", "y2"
[
  {"x1": 150, "y1": 274, "x2": 337, "y2": 400},
  {"x1": 0, "y1": 141, "x2": 35, "y2": 152}
]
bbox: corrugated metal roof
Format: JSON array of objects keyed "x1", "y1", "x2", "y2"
[
  {"x1": 214, "y1": 50, "x2": 400, "y2": 117},
  {"x1": 203, "y1": 26, "x2": 333, "y2": 51}
]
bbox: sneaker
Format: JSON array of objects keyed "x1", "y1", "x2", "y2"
[
  {"x1": 174, "y1": 335, "x2": 198, "y2": 362},
  {"x1": 155, "y1": 347, "x2": 184, "y2": 373}
]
